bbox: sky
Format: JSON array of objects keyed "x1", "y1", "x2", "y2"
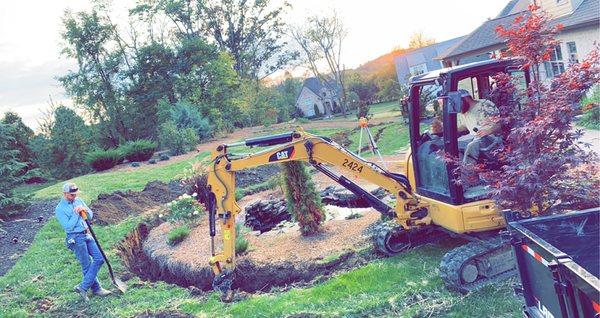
[{"x1": 0, "y1": 0, "x2": 512, "y2": 130}]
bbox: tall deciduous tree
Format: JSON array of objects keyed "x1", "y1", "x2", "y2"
[
  {"x1": 204, "y1": 0, "x2": 293, "y2": 79},
  {"x1": 60, "y1": 10, "x2": 129, "y2": 147},
  {"x1": 127, "y1": 42, "x2": 177, "y2": 140},
  {"x1": 407, "y1": 32, "x2": 436, "y2": 49},
  {"x1": 461, "y1": 5, "x2": 600, "y2": 215},
  {"x1": 134, "y1": 0, "x2": 293, "y2": 79},
  {"x1": 291, "y1": 11, "x2": 348, "y2": 114}
]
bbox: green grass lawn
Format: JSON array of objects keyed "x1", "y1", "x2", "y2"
[
  {"x1": 312, "y1": 101, "x2": 401, "y2": 123},
  {"x1": 345, "y1": 122, "x2": 410, "y2": 157},
  {"x1": 368, "y1": 101, "x2": 402, "y2": 120}
]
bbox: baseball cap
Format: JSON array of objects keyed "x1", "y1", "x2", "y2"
[
  {"x1": 62, "y1": 182, "x2": 80, "y2": 194},
  {"x1": 457, "y1": 89, "x2": 472, "y2": 98}
]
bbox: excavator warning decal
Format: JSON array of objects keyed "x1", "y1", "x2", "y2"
[{"x1": 268, "y1": 146, "x2": 295, "y2": 162}]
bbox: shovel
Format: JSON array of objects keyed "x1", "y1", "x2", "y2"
[{"x1": 83, "y1": 218, "x2": 127, "y2": 294}]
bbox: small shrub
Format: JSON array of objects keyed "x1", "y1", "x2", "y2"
[
  {"x1": 167, "y1": 225, "x2": 190, "y2": 246},
  {"x1": 171, "y1": 101, "x2": 214, "y2": 140},
  {"x1": 120, "y1": 140, "x2": 157, "y2": 162},
  {"x1": 164, "y1": 193, "x2": 205, "y2": 223},
  {"x1": 345, "y1": 211, "x2": 363, "y2": 220},
  {"x1": 85, "y1": 149, "x2": 124, "y2": 171},
  {"x1": 235, "y1": 223, "x2": 250, "y2": 254},
  {"x1": 159, "y1": 121, "x2": 198, "y2": 156}
]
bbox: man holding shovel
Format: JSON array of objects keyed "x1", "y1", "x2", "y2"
[{"x1": 56, "y1": 182, "x2": 112, "y2": 301}]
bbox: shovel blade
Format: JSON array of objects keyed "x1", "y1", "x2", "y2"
[{"x1": 112, "y1": 277, "x2": 127, "y2": 294}]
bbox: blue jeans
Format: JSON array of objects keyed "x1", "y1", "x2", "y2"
[{"x1": 66, "y1": 233, "x2": 104, "y2": 292}]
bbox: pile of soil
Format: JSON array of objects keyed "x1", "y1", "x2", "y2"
[
  {"x1": 0, "y1": 200, "x2": 57, "y2": 276},
  {"x1": 235, "y1": 165, "x2": 281, "y2": 189},
  {"x1": 91, "y1": 181, "x2": 185, "y2": 225},
  {"x1": 126, "y1": 209, "x2": 381, "y2": 292}
]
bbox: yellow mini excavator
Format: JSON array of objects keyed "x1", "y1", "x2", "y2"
[{"x1": 198, "y1": 58, "x2": 531, "y2": 299}]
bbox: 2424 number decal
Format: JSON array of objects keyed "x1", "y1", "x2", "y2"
[{"x1": 342, "y1": 158, "x2": 363, "y2": 173}]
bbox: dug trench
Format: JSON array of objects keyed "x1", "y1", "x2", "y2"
[
  {"x1": 114, "y1": 167, "x2": 392, "y2": 294},
  {"x1": 116, "y1": 193, "x2": 387, "y2": 293}
]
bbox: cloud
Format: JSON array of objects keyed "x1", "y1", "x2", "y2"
[{"x1": 0, "y1": 59, "x2": 76, "y2": 130}]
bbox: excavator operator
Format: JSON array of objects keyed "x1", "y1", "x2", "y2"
[{"x1": 431, "y1": 89, "x2": 501, "y2": 163}]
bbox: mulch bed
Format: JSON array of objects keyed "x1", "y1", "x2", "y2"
[{"x1": 136, "y1": 209, "x2": 382, "y2": 292}]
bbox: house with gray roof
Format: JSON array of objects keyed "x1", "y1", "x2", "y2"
[
  {"x1": 295, "y1": 77, "x2": 342, "y2": 117},
  {"x1": 394, "y1": 36, "x2": 466, "y2": 86},
  {"x1": 437, "y1": 0, "x2": 599, "y2": 80}
]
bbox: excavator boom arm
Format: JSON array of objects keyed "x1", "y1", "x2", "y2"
[{"x1": 203, "y1": 129, "x2": 429, "y2": 289}]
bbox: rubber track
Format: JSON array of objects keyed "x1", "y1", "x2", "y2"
[
  {"x1": 439, "y1": 236, "x2": 517, "y2": 294},
  {"x1": 372, "y1": 221, "x2": 406, "y2": 256}
]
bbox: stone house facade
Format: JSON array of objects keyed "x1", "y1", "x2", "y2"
[{"x1": 295, "y1": 77, "x2": 341, "y2": 117}]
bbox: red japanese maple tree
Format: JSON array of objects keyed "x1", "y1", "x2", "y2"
[{"x1": 463, "y1": 5, "x2": 599, "y2": 215}]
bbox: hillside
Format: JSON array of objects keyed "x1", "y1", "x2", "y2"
[{"x1": 355, "y1": 47, "x2": 412, "y2": 78}]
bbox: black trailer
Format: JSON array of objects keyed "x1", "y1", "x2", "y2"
[{"x1": 506, "y1": 208, "x2": 599, "y2": 318}]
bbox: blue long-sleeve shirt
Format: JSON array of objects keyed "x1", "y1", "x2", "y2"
[{"x1": 55, "y1": 197, "x2": 93, "y2": 234}]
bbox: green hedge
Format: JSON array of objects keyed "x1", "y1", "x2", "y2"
[
  {"x1": 85, "y1": 149, "x2": 125, "y2": 171},
  {"x1": 120, "y1": 140, "x2": 157, "y2": 162}
]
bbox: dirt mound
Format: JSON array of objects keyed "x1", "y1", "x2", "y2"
[
  {"x1": 235, "y1": 165, "x2": 281, "y2": 189},
  {"x1": 91, "y1": 181, "x2": 185, "y2": 225},
  {"x1": 125, "y1": 209, "x2": 381, "y2": 292}
]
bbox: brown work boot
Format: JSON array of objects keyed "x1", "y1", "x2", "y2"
[
  {"x1": 92, "y1": 288, "x2": 112, "y2": 297},
  {"x1": 74, "y1": 285, "x2": 89, "y2": 302}
]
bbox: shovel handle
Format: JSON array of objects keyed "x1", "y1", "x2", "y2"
[{"x1": 84, "y1": 219, "x2": 116, "y2": 280}]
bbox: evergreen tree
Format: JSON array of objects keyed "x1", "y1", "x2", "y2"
[
  {"x1": 0, "y1": 123, "x2": 30, "y2": 218},
  {"x1": 47, "y1": 107, "x2": 91, "y2": 179},
  {"x1": 282, "y1": 162, "x2": 324, "y2": 235},
  {"x1": 1, "y1": 111, "x2": 34, "y2": 166}
]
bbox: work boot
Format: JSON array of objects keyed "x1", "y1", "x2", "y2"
[
  {"x1": 92, "y1": 288, "x2": 112, "y2": 297},
  {"x1": 74, "y1": 285, "x2": 89, "y2": 302}
]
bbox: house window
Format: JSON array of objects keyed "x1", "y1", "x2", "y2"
[
  {"x1": 544, "y1": 45, "x2": 565, "y2": 78},
  {"x1": 567, "y1": 41, "x2": 579, "y2": 64},
  {"x1": 409, "y1": 63, "x2": 428, "y2": 76}
]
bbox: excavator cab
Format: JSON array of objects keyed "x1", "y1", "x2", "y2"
[{"x1": 405, "y1": 58, "x2": 529, "y2": 205}]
